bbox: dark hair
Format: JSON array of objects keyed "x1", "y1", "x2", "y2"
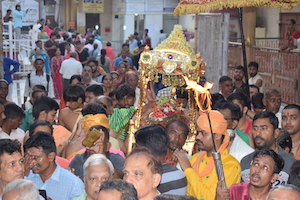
[
  {"x1": 31, "y1": 89, "x2": 47, "y2": 98},
  {"x1": 219, "y1": 76, "x2": 232, "y2": 85},
  {"x1": 86, "y1": 84, "x2": 104, "y2": 97},
  {"x1": 24, "y1": 132, "x2": 56, "y2": 155},
  {"x1": 70, "y1": 75, "x2": 82, "y2": 83},
  {"x1": 29, "y1": 121, "x2": 53, "y2": 137},
  {"x1": 277, "y1": 129, "x2": 292, "y2": 153},
  {"x1": 62, "y1": 34, "x2": 69, "y2": 41},
  {"x1": 4, "y1": 104, "x2": 24, "y2": 119},
  {"x1": 252, "y1": 149, "x2": 284, "y2": 174},
  {"x1": 33, "y1": 84, "x2": 46, "y2": 91},
  {"x1": 133, "y1": 32, "x2": 139, "y2": 36},
  {"x1": 135, "y1": 124, "x2": 169, "y2": 157},
  {"x1": 248, "y1": 61, "x2": 259, "y2": 69},
  {"x1": 249, "y1": 84, "x2": 260, "y2": 93},
  {"x1": 154, "y1": 194, "x2": 198, "y2": 200},
  {"x1": 176, "y1": 89, "x2": 188, "y2": 100},
  {"x1": 252, "y1": 93, "x2": 264, "y2": 109},
  {"x1": 99, "y1": 179, "x2": 138, "y2": 200},
  {"x1": 50, "y1": 33, "x2": 57, "y2": 38},
  {"x1": 235, "y1": 65, "x2": 245, "y2": 71},
  {"x1": 110, "y1": 71, "x2": 119, "y2": 78},
  {"x1": 116, "y1": 84, "x2": 135, "y2": 100},
  {"x1": 253, "y1": 111, "x2": 279, "y2": 129},
  {"x1": 63, "y1": 85, "x2": 85, "y2": 103},
  {"x1": 32, "y1": 97, "x2": 59, "y2": 120},
  {"x1": 283, "y1": 104, "x2": 300, "y2": 113},
  {"x1": 82, "y1": 102, "x2": 107, "y2": 116},
  {"x1": 122, "y1": 43, "x2": 129, "y2": 48},
  {"x1": 7, "y1": 9, "x2": 12, "y2": 13},
  {"x1": 87, "y1": 59, "x2": 98, "y2": 67},
  {"x1": 228, "y1": 92, "x2": 249, "y2": 108},
  {"x1": 215, "y1": 101, "x2": 242, "y2": 121},
  {"x1": 127, "y1": 147, "x2": 162, "y2": 175},
  {"x1": 15, "y1": 5, "x2": 20, "y2": 9},
  {"x1": 35, "y1": 40, "x2": 42, "y2": 44},
  {"x1": 211, "y1": 93, "x2": 225, "y2": 108},
  {"x1": 288, "y1": 160, "x2": 300, "y2": 187},
  {"x1": 145, "y1": 29, "x2": 149, "y2": 32},
  {"x1": 166, "y1": 119, "x2": 189, "y2": 136},
  {"x1": 34, "y1": 58, "x2": 44, "y2": 65},
  {"x1": 289, "y1": 19, "x2": 296, "y2": 25},
  {"x1": 102, "y1": 73, "x2": 112, "y2": 83},
  {"x1": 0, "y1": 139, "x2": 21, "y2": 167},
  {"x1": 100, "y1": 49, "x2": 106, "y2": 65},
  {"x1": 88, "y1": 125, "x2": 110, "y2": 142},
  {"x1": 106, "y1": 42, "x2": 111, "y2": 46},
  {"x1": 75, "y1": 40, "x2": 81, "y2": 45}
]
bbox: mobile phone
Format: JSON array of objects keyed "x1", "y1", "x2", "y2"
[
  {"x1": 82, "y1": 128, "x2": 102, "y2": 147},
  {"x1": 39, "y1": 190, "x2": 47, "y2": 200}
]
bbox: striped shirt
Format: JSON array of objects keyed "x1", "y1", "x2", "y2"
[{"x1": 158, "y1": 163, "x2": 187, "y2": 195}]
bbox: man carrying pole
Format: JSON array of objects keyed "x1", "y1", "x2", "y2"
[{"x1": 174, "y1": 110, "x2": 241, "y2": 200}]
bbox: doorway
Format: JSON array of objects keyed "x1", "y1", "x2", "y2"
[{"x1": 86, "y1": 13, "x2": 100, "y2": 33}]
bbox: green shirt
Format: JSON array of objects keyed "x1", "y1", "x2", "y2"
[
  {"x1": 19, "y1": 107, "x2": 33, "y2": 132},
  {"x1": 72, "y1": 193, "x2": 87, "y2": 200}
]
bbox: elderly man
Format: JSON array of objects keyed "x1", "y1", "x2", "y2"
[
  {"x1": 216, "y1": 149, "x2": 284, "y2": 200},
  {"x1": 24, "y1": 132, "x2": 85, "y2": 200},
  {"x1": 82, "y1": 65, "x2": 98, "y2": 86},
  {"x1": 267, "y1": 184, "x2": 300, "y2": 200},
  {"x1": 2, "y1": 179, "x2": 39, "y2": 200},
  {"x1": 123, "y1": 147, "x2": 161, "y2": 200},
  {"x1": 98, "y1": 179, "x2": 138, "y2": 200},
  {"x1": 0, "y1": 140, "x2": 24, "y2": 198},
  {"x1": 174, "y1": 110, "x2": 241, "y2": 200},
  {"x1": 125, "y1": 71, "x2": 139, "y2": 107},
  {"x1": 74, "y1": 154, "x2": 114, "y2": 200},
  {"x1": 134, "y1": 124, "x2": 187, "y2": 195}
]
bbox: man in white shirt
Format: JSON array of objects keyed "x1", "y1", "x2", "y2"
[
  {"x1": 60, "y1": 52, "x2": 83, "y2": 90},
  {"x1": 23, "y1": 59, "x2": 55, "y2": 103},
  {"x1": 0, "y1": 104, "x2": 25, "y2": 142},
  {"x1": 248, "y1": 61, "x2": 264, "y2": 93}
]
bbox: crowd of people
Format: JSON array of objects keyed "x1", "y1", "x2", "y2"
[{"x1": 1, "y1": 8, "x2": 300, "y2": 200}]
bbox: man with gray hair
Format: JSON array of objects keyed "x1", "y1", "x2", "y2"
[
  {"x1": 73, "y1": 154, "x2": 114, "y2": 200},
  {"x1": 60, "y1": 51, "x2": 83, "y2": 90},
  {"x1": 2, "y1": 179, "x2": 39, "y2": 200},
  {"x1": 266, "y1": 184, "x2": 300, "y2": 200}
]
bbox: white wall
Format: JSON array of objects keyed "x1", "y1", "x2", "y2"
[
  {"x1": 111, "y1": 14, "x2": 124, "y2": 42},
  {"x1": 179, "y1": 14, "x2": 194, "y2": 32},
  {"x1": 123, "y1": 14, "x2": 135, "y2": 43},
  {"x1": 144, "y1": 14, "x2": 163, "y2": 48}
]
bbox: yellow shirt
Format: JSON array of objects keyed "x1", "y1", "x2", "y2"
[{"x1": 184, "y1": 149, "x2": 241, "y2": 200}]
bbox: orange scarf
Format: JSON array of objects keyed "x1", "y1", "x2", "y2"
[
  {"x1": 192, "y1": 110, "x2": 230, "y2": 178},
  {"x1": 82, "y1": 114, "x2": 109, "y2": 134}
]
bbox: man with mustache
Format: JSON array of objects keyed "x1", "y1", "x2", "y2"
[
  {"x1": 241, "y1": 111, "x2": 295, "y2": 186},
  {"x1": 216, "y1": 149, "x2": 284, "y2": 200},
  {"x1": 174, "y1": 110, "x2": 241, "y2": 200},
  {"x1": 0, "y1": 140, "x2": 24, "y2": 198},
  {"x1": 24, "y1": 132, "x2": 85, "y2": 200},
  {"x1": 165, "y1": 119, "x2": 190, "y2": 170},
  {"x1": 233, "y1": 66, "x2": 247, "y2": 93},
  {"x1": 263, "y1": 89, "x2": 283, "y2": 128},
  {"x1": 282, "y1": 104, "x2": 300, "y2": 159},
  {"x1": 248, "y1": 61, "x2": 264, "y2": 93}
]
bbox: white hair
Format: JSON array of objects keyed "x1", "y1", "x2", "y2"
[
  {"x1": 3, "y1": 179, "x2": 39, "y2": 200},
  {"x1": 83, "y1": 154, "x2": 114, "y2": 177},
  {"x1": 267, "y1": 184, "x2": 300, "y2": 199}
]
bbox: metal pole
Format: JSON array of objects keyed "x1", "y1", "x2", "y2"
[
  {"x1": 0, "y1": 3, "x2": 4, "y2": 79},
  {"x1": 206, "y1": 112, "x2": 227, "y2": 191},
  {"x1": 238, "y1": 8, "x2": 250, "y2": 102}
]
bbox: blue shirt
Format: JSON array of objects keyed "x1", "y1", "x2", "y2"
[
  {"x1": 26, "y1": 164, "x2": 85, "y2": 200},
  {"x1": 114, "y1": 57, "x2": 133, "y2": 67},
  {"x1": 13, "y1": 10, "x2": 24, "y2": 28},
  {"x1": 4, "y1": 57, "x2": 20, "y2": 84}
]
